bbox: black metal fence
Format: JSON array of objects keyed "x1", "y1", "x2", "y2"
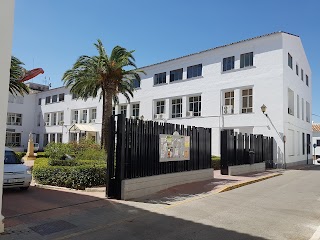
[
  {"x1": 220, "y1": 130, "x2": 274, "y2": 175},
  {"x1": 107, "y1": 115, "x2": 212, "y2": 199}
]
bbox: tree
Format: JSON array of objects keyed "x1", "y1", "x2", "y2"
[
  {"x1": 9, "y1": 56, "x2": 29, "y2": 96},
  {"x1": 63, "y1": 39, "x2": 144, "y2": 152}
]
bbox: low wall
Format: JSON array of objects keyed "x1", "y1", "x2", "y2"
[
  {"x1": 228, "y1": 162, "x2": 265, "y2": 176},
  {"x1": 121, "y1": 168, "x2": 214, "y2": 200}
]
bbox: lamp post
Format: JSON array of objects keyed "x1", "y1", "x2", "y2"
[{"x1": 261, "y1": 104, "x2": 286, "y2": 169}]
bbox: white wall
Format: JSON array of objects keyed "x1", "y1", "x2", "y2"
[{"x1": 0, "y1": 0, "x2": 15, "y2": 233}]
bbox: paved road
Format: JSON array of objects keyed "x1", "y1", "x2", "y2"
[{"x1": 2, "y1": 166, "x2": 320, "y2": 240}]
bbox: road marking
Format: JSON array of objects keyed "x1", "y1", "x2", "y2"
[{"x1": 310, "y1": 225, "x2": 320, "y2": 240}]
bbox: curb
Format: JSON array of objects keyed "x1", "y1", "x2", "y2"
[
  {"x1": 34, "y1": 183, "x2": 106, "y2": 193},
  {"x1": 217, "y1": 173, "x2": 282, "y2": 193}
]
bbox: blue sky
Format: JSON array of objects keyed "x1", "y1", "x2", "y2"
[{"x1": 12, "y1": 0, "x2": 319, "y2": 119}]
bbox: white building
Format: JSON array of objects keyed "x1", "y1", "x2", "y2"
[
  {"x1": 7, "y1": 31, "x2": 312, "y2": 167},
  {"x1": 312, "y1": 123, "x2": 320, "y2": 159}
]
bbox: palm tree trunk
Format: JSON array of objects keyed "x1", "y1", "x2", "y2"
[{"x1": 103, "y1": 89, "x2": 113, "y2": 153}]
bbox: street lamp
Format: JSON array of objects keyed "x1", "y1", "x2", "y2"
[{"x1": 261, "y1": 104, "x2": 267, "y2": 116}]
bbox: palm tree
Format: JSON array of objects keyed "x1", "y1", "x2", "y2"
[
  {"x1": 9, "y1": 56, "x2": 29, "y2": 96},
  {"x1": 63, "y1": 39, "x2": 144, "y2": 152}
]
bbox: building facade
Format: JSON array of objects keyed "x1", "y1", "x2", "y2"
[
  {"x1": 312, "y1": 124, "x2": 320, "y2": 159},
  {"x1": 6, "y1": 31, "x2": 312, "y2": 167}
]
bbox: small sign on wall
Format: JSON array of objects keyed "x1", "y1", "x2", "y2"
[{"x1": 159, "y1": 131, "x2": 190, "y2": 162}]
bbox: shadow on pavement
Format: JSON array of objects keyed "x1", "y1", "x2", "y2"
[{"x1": 1, "y1": 185, "x2": 268, "y2": 240}]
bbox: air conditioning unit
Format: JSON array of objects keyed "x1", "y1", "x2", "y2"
[
  {"x1": 72, "y1": 120, "x2": 77, "y2": 124},
  {"x1": 154, "y1": 114, "x2": 163, "y2": 119},
  {"x1": 45, "y1": 122, "x2": 50, "y2": 126},
  {"x1": 81, "y1": 120, "x2": 86, "y2": 124},
  {"x1": 222, "y1": 105, "x2": 234, "y2": 115},
  {"x1": 186, "y1": 111, "x2": 194, "y2": 117},
  {"x1": 90, "y1": 119, "x2": 96, "y2": 123}
]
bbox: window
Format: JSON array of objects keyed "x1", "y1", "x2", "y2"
[
  {"x1": 288, "y1": 88, "x2": 294, "y2": 116},
  {"x1": 91, "y1": 108, "x2": 97, "y2": 120},
  {"x1": 132, "y1": 104, "x2": 140, "y2": 118},
  {"x1": 154, "y1": 72, "x2": 166, "y2": 85},
  {"x1": 171, "y1": 98, "x2": 182, "y2": 118},
  {"x1": 112, "y1": 107, "x2": 115, "y2": 116},
  {"x1": 38, "y1": 98, "x2": 41, "y2": 105},
  {"x1": 72, "y1": 93, "x2": 77, "y2": 99},
  {"x1": 306, "y1": 75, "x2": 309, "y2": 86},
  {"x1": 5, "y1": 133, "x2": 21, "y2": 147},
  {"x1": 223, "y1": 56, "x2": 235, "y2": 72},
  {"x1": 52, "y1": 95, "x2": 58, "y2": 103},
  {"x1": 35, "y1": 134, "x2": 40, "y2": 144},
  {"x1": 170, "y1": 68, "x2": 183, "y2": 82},
  {"x1": 297, "y1": 95, "x2": 300, "y2": 118},
  {"x1": 59, "y1": 93, "x2": 65, "y2": 102},
  {"x1": 57, "y1": 133, "x2": 63, "y2": 143},
  {"x1": 189, "y1": 96, "x2": 201, "y2": 116},
  {"x1": 240, "y1": 52, "x2": 253, "y2": 68},
  {"x1": 59, "y1": 112, "x2": 64, "y2": 124},
  {"x1": 7, "y1": 113, "x2": 22, "y2": 126},
  {"x1": 156, "y1": 100, "x2": 165, "y2": 114},
  {"x1": 37, "y1": 114, "x2": 41, "y2": 126},
  {"x1": 296, "y1": 64, "x2": 299, "y2": 76},
  {"x1": 288, "y1": 53, "x2": 292, "y2": 69},
  {"x1": 302, "y1": 133, "x2": 305, "y2": 155},
  {"x1": 120, "y1": 105, "x2": 127, "y2": 117},
  {"x1": 241, "y1": 89, "x2": 253, "y2": 113},
  {"x1": 306, "y1": 101, "x2": 310, "y2": 123},
  {"x1": 70, "y1": 133, "x2": 77, "y2": 142},
  {"x1": 73, "y1": 110, "x2": 79, "y2": 123},
  {"x1": 45, "y1": 96, "x2": 51, "y2": 104},
  {"x1": 52, "y1": 113, "x2": 57, "y2": 125},
  {"x1": 301, "y1": 69, "x2": 304, "y2": 81},
  {"x1": 133, "y1": 79, "x2": 140, "y2": 88},
  {"x1": 224, "y1": 91, "x2": 234, "y2": 106},
  {"x1": 50, "y1": 133, "x2": 56, "y2": 143},
  {"x1": 317, "y1": 140, "x2": 320, "y2": 146},
  {"x1": 307, "y1": 134, "x2": 311, "y2": 154},
  {"x1": 187, "y1": 64, "x2": 202, "y2": 78},
  {"x1": 44, "y1": 113, "x2": 50, "y2": 125},
  {"x1": 82, "y1": 110, "x2": 87, "y2": 123},
  {"x1": 301, "y1": 98, "x2": 304, "y2": 120}
]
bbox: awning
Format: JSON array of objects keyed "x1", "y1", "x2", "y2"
[{"x1": 69, "y1": 124, "x2": 98, "y2": 132}]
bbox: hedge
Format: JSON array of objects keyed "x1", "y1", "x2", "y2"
[
  {"x1": 212, "y1": 156, "x2": 221, "y2": 170},
  {"x1": 15, "y1": 152, "x2": 26, "y2": 160},
  {"x1": 33, "y1": 158, "x2": 106, "y2": 190}
]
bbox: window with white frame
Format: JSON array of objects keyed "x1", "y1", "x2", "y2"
[
  {"x1": 82, "y1": 109, "x2": 88, "y2": 123},
  {"x1": 50, "y1": 133, "x2": 56, "y2": 143},
  {"x1": 301, "y1": 98, "x2": 304, "y2": 120},
  {"x1": 288, "y1": 88, "x2": 294, "y2": 116},
  {"x1": 37, "y1": 113, "x2": 41, "y2": 126},
  {"x1": 154, "y1": 72, "x2": 166, "y2": 85},
  {"x1": 52, "y1": 95, "x2": 58, "y2": 103},
  {"x1": 91, "y1": 108, "x2": 97, "y2": 121},
  {"x1": 6, "y1": 133, "x2": 21, "y2": 147},
  {"x1": 306, "y1": 101, "x2": 310, "y2": 123},
  {"x1": 301, "y1": 69, "x2": 304, "y2": 81},
  {"x1": 223, "y1": 56, "x2": 235, "y2": 72},
  {"x1": 187, "y1": 64, "x2": 202, "y2": 78},
  {"x1": 72, "y1": 110, "x2": 79, "y2": 123},
  {"x1": 241, "y1": 89, "x2": 253, "y2": 113},
  {"x1": 240, "y1": 52, "x2": 253, "y2": 68},
  {"x1": 296, "y1": 64, "x2": 299, "y2": 76},
  {"x1": 171, "y1": 98, "x2": 182, "y2": 118},
  {"x1": 297, "y1": 95, "x2": 300, "y2": 118},
  {"x1": 288, "y1": 53, "x2": 293, "y2": 69},
  {"x1": 59, "y1": 112, "x2": 64, "y2": 124},
  {"x1": 43, "y1": 134, "x2": 49, "y2": 147},
  {"x1": 224, "y1": 91, "x2": 234, "y2": 106},
  {"x1": 133, "y1": 79, "x2": 140, "y2": 88},
  {"x1": 57, "y1": 133, "x2": 63, "y2": 143},
  {"x1": 170, "y1": 68, "x2": 183, "y2": 82},
  {"x1": 132, "y1": 104, "x2": 140, "y2": 118},
  {"x1": 52, "y1": 113, "x2": 57, "y2": 125},
  {"x1": 45, "y1": 96, "x2": 51, "y2": 104},
  {"x1": 38, "y1": 98, "x2": 41, "y2": 105},
  {"x1": 120, "y1": 105, "x2": 127, "y2": 117},
  {"x1": 7, "y1": 113, "x2": 22, "y2": 126},
  {"x1": 70, "y1": 133, "x2": 77, "y2": 142},
  {"x1": 59, "y1": 93, "x2": 65, "y2": 102},
  {"x1": 156, "y1": 100, "x2": 165, "y2": 114},
  {"x1": 189, "y1": 96, "x2": 201, "y2": 116},
  {"x1": 44, "y1": 113, "x2": 50, "y2": 125},
  {"x1": 306, "y1": 75, "x2": 309, "y2": 86}
]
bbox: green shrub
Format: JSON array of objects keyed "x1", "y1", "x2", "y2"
[
  {"x1": 212, "y1": 155, "x2": 221, "y2": 170},
  {"x1": 36, "y1": 152, "x2": 48, "y2": 158},
  {"x1": 48, "y1": 159, "x2": 78, "y2": 166},
  {"x1": 33, "y1": 157, "x2": 106, "y2": 189},
  {"x1": 15, "y1": 152, "x2": 26, "y2": 160},
  {"x1": 45, "y1": 142, "x2": 71, "y2": 160},
  {"x1": 75, "y1": 148, "x2": 106, "y2": 161}
]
